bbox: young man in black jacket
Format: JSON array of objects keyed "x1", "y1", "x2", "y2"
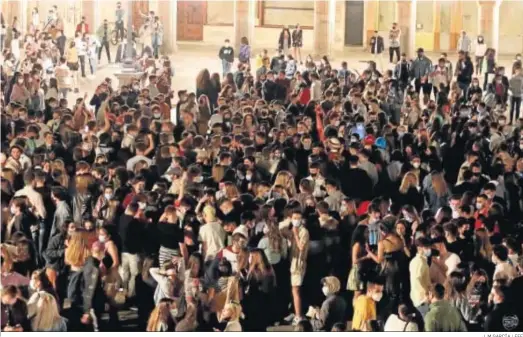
[
  {"x1": 218, "y1": 39, "x2": 234, "y2": 77},
  {"x1": 369, "y1": 31, "x2": 385, "y2": 72}
]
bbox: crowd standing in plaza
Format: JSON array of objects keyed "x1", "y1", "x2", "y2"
[{"x1": 1, "y1": 9, "x2": 523, "y2": 333}]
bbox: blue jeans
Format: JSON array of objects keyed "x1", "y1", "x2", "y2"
[
  {"x1": 222, "y1": 59, "x2": 232, "y2": 76},
  {"x1": 152, "y1": 34, "x2": 160, "y2": 58},
  {"x1": 89, "y1": 57, "x2": 97, "y2": 75},
  {"x1": 59, "y1": 88, "x2": 68, "y2": 99}
]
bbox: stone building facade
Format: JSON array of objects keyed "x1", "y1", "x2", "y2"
[{"x1": 2, "y1": 0, "x2": 522, "y2": 56}]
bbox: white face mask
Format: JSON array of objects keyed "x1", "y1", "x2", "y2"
[
  {"x1": 476, "y1": 202, "x2": 483, "y2": 210},
  {"x1": 138, "y1": 202, "x2": 146, "y2": 210},
  {"x1": 170, "y1": 308, "x2": 178, "y2": 318},
  {"x1": 371, "y1": 292, "x2": 383, "y2": 302},
  {"x1": 246, "y1": 174, "x2": 252, "y2": 181},
  {"x1": 322, "y1": 286, "x2": 330, "y2": 297},
  {"x1": 10, "y1": 206, "x2": 17, "y2": 215},
  {"x1": 104, "y1": 193, "x2": 113, "y2": 201},
  {"x1": 98, "y1": 235, "x2": 107, "y2": 243},
  {"x1": 29, "y1": 280, "x2": 36, "y2": 290},
  {"x1": 292, "y1": 219, "x2": 301, "y2": 227},
  {"x1": 412, "y1": 162, "x2": 420, "y2": 169},
  {"x1": 194, "y1": 176, "x2": 203, "y2": 183}
]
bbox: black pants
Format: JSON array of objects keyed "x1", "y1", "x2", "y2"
[
  {"x1": 78, "y1": 55, "x2": 86, "y2": 77},
  {"x1": 115, "y1": 21, "x2": 125, "y2": 42},
  {"x1": 389, "y1": 47, "x2": 400, "y2": 63},
  {"x1": 510, "y1": 96, "x2": 522, "y2": 123},
  {"x1": 415, "y1": 78, "x2": 432, "y2": 95},
  {"x1": 475, "y1": 56, "x2": 484, "y2": 75},
  {"x1": 98, "y1": 39, "x2": 111, "y2": 63}
]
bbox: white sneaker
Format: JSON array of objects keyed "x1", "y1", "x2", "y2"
[{"x1": 292, "y1": 316, "x2": 304, "y2": 326}]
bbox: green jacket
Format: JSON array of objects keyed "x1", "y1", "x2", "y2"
[{"x1": 424, "y1": 300, "x2": 468, "y2": 332}]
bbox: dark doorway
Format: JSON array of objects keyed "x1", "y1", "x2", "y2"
[{"x1": 345, "y1": 0, "x2": 364, "y2": 46}]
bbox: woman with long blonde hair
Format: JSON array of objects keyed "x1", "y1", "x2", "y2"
[
  {"x1": 273, "y1": 171, "x2": 297, "y2": 198},
  {"x1": 395, "y1": 171, "x2": 424, "y2": 211},
  {"x1": 224, "y1": 182, "x2": 240, "y2": 201},
  {"x1": 64, "y1": 231, "x2": 90, "y2": 268},
  {"x1": 476, "y1": 228, "x2": 493, "y2": 260},
  {"x1": 425, "y1": 171, "x2": 450, "y2": 213},
  {"x1": 30, "y1": 292, "x2": 67, "y2": 331},
  {"x1": 242, "y1": 249, "x2": 276, "y2": 331},
  {"x1": 146, "y1": 298, "x2": 176, "y2": 331}
]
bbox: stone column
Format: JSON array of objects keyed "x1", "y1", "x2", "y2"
[
  {"x1": 433, "y1": 0, "x2": 441, "y2": 51},
  {"x1": 449, "y1": 1, "x2": 463, "y2": 51},
  {"x1": 313, "y1": 0, "x2": 330, "y2": 57},
  {"x1": 364, "y1": 0, "x2": 378, "y2": 47},
  {"x1": 478, "y1": 0, "x2": 500, "y2": 51},
  {"x1": 396, "y1": 0, "x2": 416, "y2": 58},
  {"x1": 81, "y1": 0, "x2": 96, "y2": 33},
  {"x1": 233, "y1": 0, "x2": 255, "y2": 50},
  {"x1": 20, "y1": 0, "x2": 27, "y2": 33},
  {"x1": 158, "y1": 0, "x2": 177, "y2": 53}
]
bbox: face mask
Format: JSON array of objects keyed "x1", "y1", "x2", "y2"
[
  {"x1": 398, "y1": 131, "x2": 405, "y2": 138},
  {"x1": 423, "y1": 249, "x2": 432, "y2": 258},
  {"x1": 18, "y1": 79, "x2": 24, "y2": 85},
  {"x1": 138, "y1": 202, "x2": 146, "y2": 210},
  {"x1": 412, "y1": 162, "x2": 420, "y2": 169},
  {"x1": 104, "y1": 193, "x2": 113, "y2": 200},
  {"x1": 371, "y1": 292, "x2": 383, "y2": 302},
  {"x1": 10, "y1": 206, "x2": 17, "y2": 215},
  {"x1": 194, "y1": 176, "x2": 203, "y2": 183},
  {"x1": 153, "y1": 113, "x2": 162, "y2": 119},
  {"x1": 519, "y1": 143, "x2": 523, "y2": 150},
  {"x1": 246, "y1": 174, "x2": 252, "y2": 181},
  {"x1": 292, "y1": 219, "x2": 301, "y2": 227},
  {"x1": 476, "y1": 202, "x2": 483, "y2": 210},
  {"x1": 29, "y1": 280, "x2": 36, "y2": 290},
  {"x1": 322, "y1": 286, "x2": 330, "y2": 297},
  {"x1": 98, "y1": 235, "x2": 107, "y2": 243},
  {"x1": 170, "y1": 308, "x2": 178, "y2": 318}
]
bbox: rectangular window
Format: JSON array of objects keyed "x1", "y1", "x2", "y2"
[{"x1": 260, "y1": 1, "x2": 314, "y2": 28}]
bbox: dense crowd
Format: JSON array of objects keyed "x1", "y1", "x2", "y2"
[{"x1": 1, "y1": 9, "x2": 523, "y2": 332}]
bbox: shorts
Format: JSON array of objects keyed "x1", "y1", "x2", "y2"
[{"x1": 291, "y1": 271, "x2": 305, "y2": 287}]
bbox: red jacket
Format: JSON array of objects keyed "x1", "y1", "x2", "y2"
[
  {"x1": 76, "y1": 23, "x2": 89, "y2": 34},
  {"x1": 299, "y1": 87, "x2": 311, "y2": 106}
]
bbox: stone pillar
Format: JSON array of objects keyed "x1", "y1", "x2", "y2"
[
  {"x1": 158, "y1": 0, "x2": 177, "y2": 53},
  {"x1": 81, "y1": 0, "x2": 96, "y2": 33},
  {"x1": 233, "y1": 0, "x2": 255, "y2": 50},
  {"x1": 5, "y1": 0, "x2": 21, "y2": 28},
  {"x1": 449, "y1": 1, "x2": 463, "y2": 51},
  {"x1": 364, "y1": 0, "x2": 378, "y2": 47},
  {"x1": 478, "y1": 0, "x2": 500, "y2": 52},
  {"x1": 20, "y1": 0, "x2": 28, "y2": 33},
  {"x1": 313, "y1": 0, "x2": 330, "y2": 57},
  {"x1": 396, "y1": 0, "x2": 416, "y2": 58},
  {"x1": 433, "y1": 0, "x2": 441, "y2": 51}
]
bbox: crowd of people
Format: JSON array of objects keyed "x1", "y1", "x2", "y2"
[{"x1": 1, "y1": 8, "x2": 523, "y2": 333}]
